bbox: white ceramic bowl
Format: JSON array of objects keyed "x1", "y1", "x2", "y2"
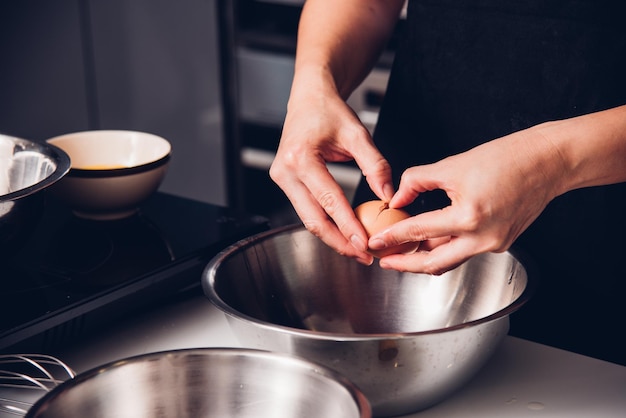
[{"x1": 47, "y1": 130, "x2": 171, "y2": 220}]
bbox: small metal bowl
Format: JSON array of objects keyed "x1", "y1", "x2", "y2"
[
  {"x1": 0, "y1": 134, "x2": 70, "y2": 256},
  {"x1": 203, "y1": 225, "x2": 533, "y2": 416},
  {"x1": 26, "y1": 348, "x2": 371, "y2": 418}
]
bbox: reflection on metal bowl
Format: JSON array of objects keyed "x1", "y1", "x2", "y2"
[
  {"x1": 27, "y1": 348, "x2": 371, "y2": 418},
  {"x1": 203, "y1": 225, "x2": 533, "y2": 416},
  {"x1": 0, "y1": 134, "x2": 70, "y2": 256}
]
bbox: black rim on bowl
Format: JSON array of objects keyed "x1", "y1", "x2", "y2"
[
  {"x1": 66, "y1": 153, "x2": 171, "y2": 178},
  {"x1": 0, "y1": 134, "x2": 71, "y2": 201},
  {"x1": 45, "y1": 130, "x2": 172, "y2": 178}
]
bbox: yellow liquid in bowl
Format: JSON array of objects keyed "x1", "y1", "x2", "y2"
[{"x1": 74, "y1": 164, "x2": 128, "y2": 170}]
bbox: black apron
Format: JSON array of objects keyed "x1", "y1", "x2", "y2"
[{"x1": 354, "y1": 0, "x2": 626, "y2": 365}]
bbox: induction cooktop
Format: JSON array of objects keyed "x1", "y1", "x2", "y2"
[{"x1": 0, "y1": 192, "x2": 269, "y2": 351}]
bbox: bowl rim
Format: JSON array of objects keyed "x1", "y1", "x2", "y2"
[
  {"x1": 26, "y1": 348, "x2": 372, "y2": 418},
  {"x1": 65, "y1": 153, "x2": 170, "y2": 178},
  {"x1": 46, "y1": 130, "x2": 172, "y2": 177},
  {"x1": 202, "y1": 223, "x2": 537, "y2": 341},
  {"x1": 0, "y1": 134, "x2": 71, "y2": 201}
]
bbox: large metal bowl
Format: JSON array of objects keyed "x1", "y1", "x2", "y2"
[
  {"x1": 203, "y1": 225, "x2": 533, "y2": 417},
  {"x1": 0, "y1": 134, "x2": 70, "y2": 256},
  {"x1": 27, "y1": 348, "x2": 371, "y2": 418}
]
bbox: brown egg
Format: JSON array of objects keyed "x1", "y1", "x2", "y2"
[{"x1": 354, "y1": 200, "x2": 420, "y2": 257}]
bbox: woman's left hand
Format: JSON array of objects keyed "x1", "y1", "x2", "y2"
[{"x1": 367, "y1": 127, "x2": 565, "y2": 274}]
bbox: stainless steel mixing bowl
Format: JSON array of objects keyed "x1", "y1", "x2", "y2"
[
  {"x1": 203, "y1": 225, "x2": 532, "y2": 417},
  {"x1": 0, "y1": 134, "x2": 70, "y2": 256},
  {"x1": 27, "y1": 348, "x2": 371, "y2": 418}
]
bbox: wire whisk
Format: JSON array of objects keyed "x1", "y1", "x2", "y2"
[{"x1": 0, "y1": 354, "x2": 75, "y2": 416}]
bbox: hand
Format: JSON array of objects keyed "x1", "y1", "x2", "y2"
[
  {"x1": 270, "y1": 81, "x2": 394, "y2": 265},
  {"x1": 367, "y1": 128, "x2": 565, "y2": 274}
]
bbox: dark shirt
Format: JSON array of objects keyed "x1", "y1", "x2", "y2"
[{"x1": 354, "y1": 0, "x2": 626, "y2": 365}]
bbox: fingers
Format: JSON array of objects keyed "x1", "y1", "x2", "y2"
[
  {"x1": 271, "y1": 153, "x2": 374, "y2": 265},
  {"x1": 378, "y1": 238, "x2": 475, "y2": 276},
  {"x1": 368, "y1": 135, "x2": 551, "y2": 275},
  {"x1": 352, "y1": 141, "x2": 395, "y2": 202},
  {"x1": 302, "y1": 162, "x2": 371, "y2": 247},
  {"x1": 388, "y1": 163, "x2": 448, "y2": 209},
  {"x1": 367, "y1": 208, "x2": 486, "y2": 275},
  {"x1": 417, "y1": 237, "x2": 451, "y2": 251},
  {"x1": 269, "y1": 94, "x2": 393, "y2": 264},
  {"x1": 369, "y1": 206, "x2": 462, "y2": 248}
]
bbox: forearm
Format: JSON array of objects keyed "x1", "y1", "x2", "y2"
[
  {"x1": 534, "y1": 105, "x2": 626, "y2": 197},
  {"x1": 291, "y1": 0, "x2": 404, "y2": 100}
]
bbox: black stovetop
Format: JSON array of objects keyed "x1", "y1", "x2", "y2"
[{"x1": 0, "y1": 192, "x2": 269, "y2": 351}]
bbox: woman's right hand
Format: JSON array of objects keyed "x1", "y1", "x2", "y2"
[
  {"x1": 270, "y1": 75, "x2": 393, "y2": 265},
  {"x1": 269, "y1": 0, "x2": 405, "y2": 263}
]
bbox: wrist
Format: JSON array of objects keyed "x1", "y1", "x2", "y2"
[
  {"x1": 287, "y1": 66, "x2": 342, "y2": 114},
  {"x1": 529, "y1": 121, "x2": 575, "y2": 198},
  {"x1": 533, "y1": 106, "x2": 626, "y2": 195}
]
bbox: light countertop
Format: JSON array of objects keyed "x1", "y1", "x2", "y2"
[{"x1": 49, "y1": 292, "x2": 626, "y2": 418}]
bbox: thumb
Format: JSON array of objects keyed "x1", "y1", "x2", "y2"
[
  {"x1": 389, "y1": 164, "x2": 446, "y2": 208},
  {"x1": 352, "y1": 142, "x2": 395, "y2": 202}
]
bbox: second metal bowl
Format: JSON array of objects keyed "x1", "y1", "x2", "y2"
[{"x1": 27, "y1": 348, "x2": 371, "y2": 418}]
